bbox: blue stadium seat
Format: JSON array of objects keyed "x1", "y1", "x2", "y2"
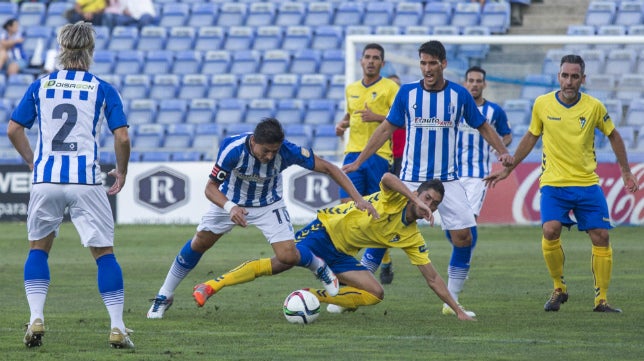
[
  {"x1": 0, "y1": 3, "x2": 17, "y2": 27},
  {"x1": 214, "y1": 98, "x2": 247, "y2": 125},
  {"x1": 216, "y1": 2, "x2": 247, "y2": 27},
  {"x1": 364, "y1": 2, "x2": 394, "y2": 26},
  {"x1": 144, "y1": 50, "x2": 173, "y2": 74},
  {"x1": 565, "y1": 24, "x2": 595, "y2": 52},
  {"x1": 451, "y1": 2, "x2": 481, "y2": 29},
  {"x1": 260, "y1": 50, "x2": 291, "y2": 75},
  {"x1": 284, "y1": 123, "x2": 312, "y2": 148},
  {"x1": 159, "y1": 3, "x2": 189, "y2": 27},
  {"x1": 626, "y1": 25, "x2": 644, "y2": 52},
  {"x1": 223, "y1": 26, "x2": 255, "y2": 51},
  {"x1": 23, "y1": 26, "x2": 52, "y2": 55},
  {"x1": 480, "y1": 1, "x2": 511, "y2": 34},
  {"x1": 334, "y1": 2, "x2": 364, "y2": 26},
  {"x1": 615, "y1": 1, "x2": 644, "y2": 26},
  {"x1": 246, "y1": 2, "x2": 275, "y2": 27},
  {"x1": 297, "y1": 74, "x2": 328, "y2": 100},
  {"x1": 290, "y1": 49, "x2": 320, "y2": 74},
  {"x1": 18, "y1": 2, "x2": 45, "y2": 27},
  {"x1": 157, "y1": 99, "x2": 188, "y2": 124},
  {"x1": 121, "y1": 74, "x2": 151, "y2": 100},
  {"x1": 165, "y1": 26, "x2": 196, "y2": 51},
  {"x1": 579, "y1": 48, "x2": 607, "y2": 75},
  {"x1": 304, "y1": 2, "x2": 333, "y2": 26},
  {"x1": 149, "y1": 74, "x2": 180, "y2": 99},
  {"x1": 375, "y1": 25, "x2": 401, "y2": 37},
  {"x1": 172, "y1": 50, "x2": 203, "y2": 75},
  {"x1": 616, "y1": 74, "x2": 644, "y2": 107},
  {"x1": 171, "y1": 151, "x2": 202, "y2": 162},
  {"x1": 311, "y1": 26, "x2": 343, "y2": 50},
  {"x1": 126, "y1": 98, "x2": 157, "y2": 126},
  {"x1": 229, "y1": 50, "x2": 260, "y2": 74},
  {"x1": 179, "y1": 74, "x2": 209, "y2": 100},
  {"x1": 186, "y1": 98, "x2": 216, "y2": 124},
  {"x1": 583, "y1": 73, "x2": 615, "y2": 101},
  {"x1": 625, "y1": 98, "x2": 644, "y2": 126},
  {"x1": 96, "y1": 74, "x2": 121, "y2": 91},
  {"x1": 0, "y1": 98, "x2": 12, "y2": 125},
  {"x1": 604, "y1": 48, "x2": 637, "y2": 76},
  {"x1": 275, "y1": 2, "x2": 305, "y2": 27},
  {"x1": 195, "y1": 26, "x2": 225, "y2": 52},
  {"x1": 275, "y1": 99, "x2": 305, "y2": 125},
  {"x1": 108, "y1": 26, "x2": 139, "y2": 51},
  {"x1": 202, "y1": 50, "x2": 231, "y2": 75},
  {"x1": 346, "y1": 25, "x2": 373, "y2": 36},
  {"x1": 137, "y1": 26, "x2": 167, "y2": 51},
  {"x1": 253, "y1": 26, "x2": 283, "y2": 51},
  {"x1": 133, "y1": 124, "x2": 165, "y2": 149},
  {"x1": 45, "y1": 2, "x2": 72, "y2": 27},
  {"x1": 282, "y1": 26, "x2": 313, "y2": 51},
  {"x1": 267, "y1": 73, "x2": 299, "y2": 100},
  {"x1": 208, "y1": 73, "x2": 238, "y2": 99},
  {"x1": 140, "y1": 151, "x2": 172, "y2": 162},
  {"x1": 90, "y1": 50, "x2": 116, "y2": 76},
  {"x1": 319, "y1": 49, "x2": 344, "y2": 76},
  {"x1": 222, "y1": 123, "x2": 255, "y2": 138},
  {"x1": 245, "y1": 99, "x2": 276, "y2": 123},
  {"x1": 541, "y1": 48, "x2": 568, "y2": 76},
  {"x1": 432, "y1": 26, "x2": 460, "y2": 58},
  {"x1": 458, "y1": 26, "x2": 490, "y2": 60},
  {"x1": 237, "y1": 74, "x2": 268, "y2": 99},
  {"x1": 187, "y1": 2, "x2": 218, "y2": 27},
  {"x1": 94, "y1": 26, "x2": 110, "y2": 50},
  {"x1": 584, "y1": 1, "x2": 616, "y2": 27},
  {"x1": 303, "y1": 98, "x2": 335, "y2": 125},
  {"x1": 392, "y1": 2, "x2": 423, "y2": 27},
  {"x1": 129, "y1": 151, "x2": 142, "y2": 162},
  {"x1": 164, "y1": 123, "x2": 195, "y2": 149},
  {"x1": 520, "y1": 74, "x2": 555, "y2": 101},
  {"x1": 422, "y1": 2, "x2": 453, "y2": 27},
  {"x1": 326, "y1": 74, "x2": 345, "y2": 100},
  {"x1": 192, "y1": 123, "x2": 220, "y2": 150},
  {"x1": 503, "y1": 98, "x2": 532, "y2": 126},
  {"x1": 595, "y1": 25, "x2": 627, "y2": 52},
  {"x1": 114, "y1": 50, "x2": 144, "y2": 75},
  {"x1": 311, "y1": 135, "x2": 340, "y2": 158}
]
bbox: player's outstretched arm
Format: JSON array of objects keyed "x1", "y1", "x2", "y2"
[
  {"x1": 417, "y1": 263, "x2": 476, "y2": 321},
  {"x1": 342, "y1": 120, "x2": 396, "y2": 174}
]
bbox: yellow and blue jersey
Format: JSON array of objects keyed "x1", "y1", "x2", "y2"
[
  {"x1": 529, "y1": 91, "x2": 615, "y2": 187},
  {"x1": 316, "y1": 182, "x2": 429, "y2": 266}
]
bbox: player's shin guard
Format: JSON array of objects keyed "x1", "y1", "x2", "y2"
[
  {"x1": 591, "y1": 245, "x2": 612, "y2": 306},
  {"x1": 96, "y1": 254, "x2": 125, "y2": 332},
  {"x1": 361, "y1": 248, "x2": 388, "y2": 273},
  {"x1": 205, "y1": 258, "x2": 272, "y2": 293},
  {"x1": 24, "y1": 249, "x2": 50, "y2": 324},
  {"x1": 308, "y1": 286, "x2": 382, "y2": 308},
  {"x1": 542, "y1": 237, "x2": 566, "y2": 292}
]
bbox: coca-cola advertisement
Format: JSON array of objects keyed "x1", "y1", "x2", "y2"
[{"x1": 479, "y1": 162, "x2": 644, "y2": 226}]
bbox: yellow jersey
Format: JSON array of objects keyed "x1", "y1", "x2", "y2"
[
  {"x1": 344, "y1": 77, "x2": 399, "y2": 161},
  {"x1": 76, "y1": 0, "x2": 106, "y2": 12},
  {"x1": 529, "y1": 91, "x2": 615, "y2": 187},
  {"x1": 316, "y1": 182, "x2": 429, "y2": 266}
]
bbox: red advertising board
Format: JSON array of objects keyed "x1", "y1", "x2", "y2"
[{"x1": 479, "y1": 162, "x2": 644, "y2": 225}]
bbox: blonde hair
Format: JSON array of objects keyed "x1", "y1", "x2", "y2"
[{"x1": 57, "y1": 21, "x2": 95, "y2": 71}]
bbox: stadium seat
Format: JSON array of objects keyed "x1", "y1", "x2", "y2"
[
  {"x1": 108, "y1": 26, "x2": 139, "y2": 51},
  {"x1": 97, "y1": 74, "x2": 121, "y2": 91},
  {"x1": 246, "y1": 2, "x2": 275, "y2": 27},
  {"x1": 432, "y1": 26, "x2": 460, "y2": 58},
  {"x1": 579, "y1": 49, "x2": 607, "y2": 75},
  {"x1": 0, "y1": 98, "x2": 12, "y2": 126},
  {"x1": 615, "y1": 1, "x2": 644, "y2": 27},
  {"x1": 275, "y1": 99, "x2": 305, "y2": 125},
  {"x1": 159, "y1": 3, "x2": 189, "y2": 27},
  {"x1": 595, "y1": 25, "x2": 627, "y2": 51},
  {"x1": 187, "y1": 2, "x2": 218, "y2": 27},
  {"x1": 625, "y1": 98, "x2": 644, "y2": 126},
  {"x1": 520, "y1": 74, "x2": 555, "y2": 101},
  {"x1": 615, "y1": 73, "x2": 644, "y2": 107},
  {"x1": 144, "y1": 50, "x2": 173, "y2": 74},
  {"x1": 186, "y1": 98, "x2": 216, "y2": 124},
  {"x1": 275, "y1": 2, "x2": 305, "y2": 27},
  {"x1": 133, "y1": 124, "x2": 165, "y2": 149},
  {"x1": 541, "y1": 48, "x2": 569, "y2": 76},
  {"x1": 565, "y1": 25, "x2": 596, "y2": 52},
  {"x1": 22, "y1": 26, "x2": 52, "y2": 55},
  {"x1": 114, "y1": 50, "x2": 144, "y2": 75},
  {"x1": 303, "y1": 99, "x2": 335, "y2": 125},
  {"x1": 297, "y1": 74, "x2": 328, "y2": 100},
  {"x1": 121, "y1": 74, "x2": 151, "y2": 100},
  {"x1": 459, "y1": 26, "x2": 491, "y2": 60},
  {"x1": 319, "y1": 49, "x2": 344, "y2": 76},
  {"x1": 216, "y1": 2, "x2": 247, "y2": 27},
  {"x1": 604, "y1": 48, "x2": 637, "y2": 75},
  {"x1": 222, "y1": 123, "x2": 255, "y2": 138},
  {"x1": 451, "y1": 2, "x2": 481, "y2": 29},
  {"x1": 604, "y1": 98, "x2": 623, "y2": 125},
  {"x1": 311, "y1": 135, "x2": 340, "y2": 158},
  {"x1": 214, "y1": 98, "x2": 247, "y2": 125},
  {"x1": 245, "y1": 99, "x2": 276, "y2": 123},
  {"x1": 164, "y1": 123, "x2": 195, "y2": 149},
  {"x1": 171, "y1": 151, "x2": 202, "y2": 162},
  {"x1": 626, "y1": 25, "x2": 644, "y2": 52},
  {"x1": 346, "y1": 25, "x2": 373, "y2": 36},
  {"x1": 253, "y1": 26, "x2": 284, "y2": 51},
  {"x1": 282, "y1": 26, "x2": 313, "y2": 51},
  {"x1": 422, "y1": 2, "x2": 453, "y2": 27},
  {"x1": 165, "y1": 26, "x2": 196, "y2": 51},
  {"x1": 237, "y1": 74, "x2": 268, "y2": 99},
  {"x1": 284, "y1": 123, "x2": 312, "y2": 148},
  {"x1": 137, "y1": 26, "x2": 167, "y2": 52},
  {"x1": 202, "y1": 50, "x2": 231, "y2": 75},
  {"x1": 194, "y1": 26, "x2": 225, "y2": 52},
  {"x1": 480, "y1": 1, "x2": 511, "y2": 34},
  {"x1": 503, "y1": 98, "x2": 532, "y2": 126},
  {"x1": 304, "y1": 2, "x2": 333, "y2": 26},
  {"x1": 290, "y1": 49, "x2": 320, "y2": 74},
  {"x1": 45, "y1": 1, "x2": 72, "y2": 27},
  {"x1": 157, "y1": 99, "x2": 188, "y2": 124},
  {"x1": 172, "y1": 50, "x2": 203, "y2": 75},
  {"x1": 229, "y1": 50, "x2": 260, "y2": 75},
  {"x1": 94, "y1": 26, "x2": 110, "y2": 50},
  {"x1": 364, "y1": 2, "x2": 394, "y2": 27},
  {"x1": 178, "y1": 74, "x2": 209, "y2": 100},
  {"x1": 149, "y1": 74, "x2": 180, "y2": 99},
  {"x1": 334, "y1": 2, "x2": 364, "y2": 26},
  {"x1": 326, "y1": 74, "x2": 346, "y2": 100},
  {"x1": 90, "y1": 50, "x2": 116, "y2": 75},
  {"x1": 311, "y1": 26, "x2": 343, "y2": 50},
  {"x1": 18, "y1": 2, "x2": 45, "y2": 27},
  {"x1": 140, "y1": 151, "x2": 172, "y2": 162},
  {"x1": 223, "y1": 26, "x2": 255, "y2": 51},
  {"x1": 126, "y1": 98, "x2": 157, "y2": 126},
  {"x1": 267, "y1": 73, "x2": 299, "y2": 100},
  {"x1": 392, "y1": 2, "x2": 423, "y2": 27},
  {"x1": 260, "y1": 50, "x2": 291, "y2": 75},
  {"x1": 583, "y1": 73, "x2": 615, "y2": 101},
  {"x1": 616, "y1": 125, "x2": 636, "y2": 148},
  {"x1": 208, "y1": 73, "x2": 238, "y2": 99},
  {"x1": 584, "y1": 1, "x2": 616, "y2": 27},
  {"x1": 192, "y1": 123, "x2": 220, "y2": 150}
]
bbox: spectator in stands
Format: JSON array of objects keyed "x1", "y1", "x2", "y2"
[
  {"x1": 485, "y1": 54, "x2": 638, "y2": 313},
  {"x1": 103, "y1": 0, "x2": 157, "y2": 29},
  {"x1": 0, "y1": 18, "x2": 26, "y2": 76},
  {"x1": 67, "y1": 0, "x2": 107, "y2": 26}
]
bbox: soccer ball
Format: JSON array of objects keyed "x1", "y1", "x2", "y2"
[{"x1": 283, "y1": 289, "x2": 320, "y2": 324}]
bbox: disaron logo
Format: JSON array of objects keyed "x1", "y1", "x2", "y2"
[
  {"x1": 290, "y1": 170, "x2": 340, "y2": 210},
  {"x1": 43, "y1": 79, "x2": 97, "y2": 91},
  {"x1": 135, "y1": 167, "x2": 188, "y2": 213}
]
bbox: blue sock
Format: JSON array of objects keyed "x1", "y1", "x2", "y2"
[
  {"x1": 361, "y1": 248, "x2": 387, "y2": 273},
  {"x1": 176, "y1": 239, "x2": 203, "y2": 269},
  {"x1": 471, "y1": 226, "x2": 478, "y2": 250},
  {"x1": 296, "y1": 243, "x2": 313, "y2": 267},
  {"x1": 24, "y1": 249, "x2": 50, "y2": 282},
  {"x1": 96, "y1": 254, "x2": 124, "y2": 306}
]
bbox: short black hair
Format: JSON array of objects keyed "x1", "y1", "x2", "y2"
[
  {"x1": 560, "y1": 54, "x2": 585, "y2": 74},
  {"x1": 253, "y1": 118, "x2": 285, "y2": 145},
  {"x1": 3, "y1": 18, "x2": 16, "y2": 31},
  {"x1": 465, "y1": 65, "x2": 486, "y2": 80},
  {"x1": 416, "y1": 179, "x2": 444, "y2": 199},
  {"x1": 363, "y1": 43, "x2": 385, "y2": 61},
  {"x1": 418, "y1": 40, "x2": 446, "y2": 62}
]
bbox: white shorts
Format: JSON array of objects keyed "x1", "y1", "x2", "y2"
[
  {"x1": 27, "y1": 183, "x2": 114, "y2": 247},
  {"x1": 197, "y1": 198, "x2": 295, "y2": 244},
  {"x1": 403, "y1": 180, "x2": 476, "y2": 231},
  {"x1": 459, "y1": 176, "x2": 488, "y2": 216}
]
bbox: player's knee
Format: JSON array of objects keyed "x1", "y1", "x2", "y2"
[{"x1": 367, "y1": 285, "x2": 385, "y2": 300}]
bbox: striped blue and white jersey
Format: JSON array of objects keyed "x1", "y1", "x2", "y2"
[
  {"x1": 11, "y1": 70, "x2": 127, "y2": 185},
  {"x1": 387, "y1": 80, "x2": 486, "y2": 182},
  {"x1": 456, "y1": 100, "x2": 511, "y2": 178},
  {"x1": 209, "y1": 133, "x2": 315, "y2": 207}
]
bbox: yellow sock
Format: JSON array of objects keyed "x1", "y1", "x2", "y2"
[
  {"x1": 542, "y1": 237, "x2": 566, "y2": 292},
  {"x1": 308, "y1": 286, "x2": 382, "y2": 308},
  {"x1": 382, "y1": 250, "x2": 391, "y2": 265},
  {"x1": 591, "y1": 245, "x2": 612, "y2": 306},
  {"x1": 205, "y1": 258, "x2": 272, "y2": 293}
]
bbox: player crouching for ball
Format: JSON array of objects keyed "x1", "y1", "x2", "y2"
[{"x1": 193, "y1": 173, "x2": 476, "y2": 321}]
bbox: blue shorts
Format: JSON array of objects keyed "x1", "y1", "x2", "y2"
[
  {"x1": 540, "y1": 185, "x2": 612, "y2": 231},
  {"x1": 295, "y1": 220, "x2": 368, "y2": 274},
  {"x1": 340, "y1": 152, "x2": 390, "y2": 198}
]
